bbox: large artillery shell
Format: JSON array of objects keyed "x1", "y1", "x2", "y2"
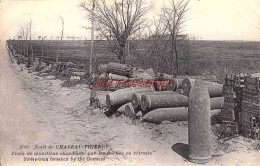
[
  {"x1": 210, "y1": 97, "x2": 224, "y2": 110},
  {"x1": 141, "y1": 92, "x2": 188, "y2": 113},
  {"x1": 143, "y1": 107, "x2": 188, "y2": 123},
  {"x1": 188, "y1": 79, "x2": 211, "y2": 164},
  {"x1": 107, "y1": 62, "x2": 132, "y2": 77},
  {"x1": 143, "y1": 108, "x2": 220, "y2": 124},
  {"x1": 182, "y1": 78, "x2": 222, "y2": 97},
  {"x1": 133, "y1": 90, "x2": 222, "y2": 111}
]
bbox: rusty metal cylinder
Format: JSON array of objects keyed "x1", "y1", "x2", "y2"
[{"x1": 188, "y1": 79, "x2": 211, "y2": 164}]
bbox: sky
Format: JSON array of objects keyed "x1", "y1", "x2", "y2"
[{"x1": 0, "y1": 0, "x2": 260, "y2": 41}]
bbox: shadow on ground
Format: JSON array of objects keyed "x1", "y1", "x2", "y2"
[{"x1": 172, "y1": 143, "x2": 189, "y2": 160}]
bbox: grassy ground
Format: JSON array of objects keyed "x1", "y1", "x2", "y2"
[{"x1": 7, "y1": 39, "x2": 260, "y2": 80}]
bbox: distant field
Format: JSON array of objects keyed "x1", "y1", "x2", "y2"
[{"x1": 8, "y1": 39, "x2": 260, "y2": 78}]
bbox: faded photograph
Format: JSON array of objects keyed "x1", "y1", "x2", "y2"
[{"x1": 0, "y1": 0, "x2": 260, "y2": 165}]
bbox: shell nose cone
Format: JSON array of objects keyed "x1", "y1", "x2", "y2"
[{"x1": 188, "y1": 79, "x2": 211, "y2": 164}]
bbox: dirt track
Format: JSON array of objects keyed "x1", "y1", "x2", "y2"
[{"x1": 0, "y1": 41, "x2": 259, "y2": 166}]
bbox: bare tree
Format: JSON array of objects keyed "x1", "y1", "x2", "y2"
[
  {"x1": 28, "y1": 18, "x2": 34, "y2": 64},
  {"x1": 160, "y1": 0, "x2": 189, "y2": 75},
  {"x1": 17, "y1": 23, "x2": 30, "y2": 57},
  {"x1": 16, "y1": 19, "x2": 34, "y2": 66},
  {"x1": 81, "y1": 0, "x2": 150, "y2": 64},
  {"x1": 56, "y1": 15, "x2": 64, "y2": 62},
  {"x1": 131, "y1": 0, "x2": 189, "y2": 75}
]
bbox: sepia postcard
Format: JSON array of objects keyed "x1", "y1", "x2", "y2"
[{"x1": 0, "y1": 0, "x2": 260, "y2": 165}]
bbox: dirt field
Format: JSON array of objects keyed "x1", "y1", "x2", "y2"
[{"x1": 1, "y1": 41, "x2": 260, "y2": 166}]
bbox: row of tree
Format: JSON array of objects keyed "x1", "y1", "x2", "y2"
[{"x1": 16, "y1": 15, "x2": 64, "y2": 64}]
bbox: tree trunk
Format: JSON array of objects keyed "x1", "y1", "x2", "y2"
[
  {"x1": 31, "y1": 43, "x2": 34, "y2": 62},
  {"x1": 56, "y1": 16, "x2": 64, "y2": 63},
  {"x1": 174, "y1": 43, "x2": 179, "y2": 75},
  {"x1": 171, "y1": 37, "x2": 175, "y2": 75},
  {"x1": 120, "y1": 54, "x2": 126, "y2": 64},
  {"x1": 119, "y1": 42, "x2": 126, "y2": 64},
  {"x1": 24, "y1": 42, "x2": 26, "y2": 56},
  {"x1": 41, "y1": 39, "x2": 43, "y2": 64},
  {"x1": 26, "y1": 40, "x2": 29, "y2": 57}
]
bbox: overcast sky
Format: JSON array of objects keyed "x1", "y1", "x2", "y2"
[{"x1": 0, "y1": 0, "x2": 260, "y2": 41}]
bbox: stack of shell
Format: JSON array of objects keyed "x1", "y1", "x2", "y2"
[
  {"x1": 106, "y1": 87, "x2": 155, "y2": 115},
  {"x1": 240, "y1": 73, "x2": 260, "y2": 140},
  {"x1": 220, "y1": 74, "x2": 245, "y2": 131}
]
